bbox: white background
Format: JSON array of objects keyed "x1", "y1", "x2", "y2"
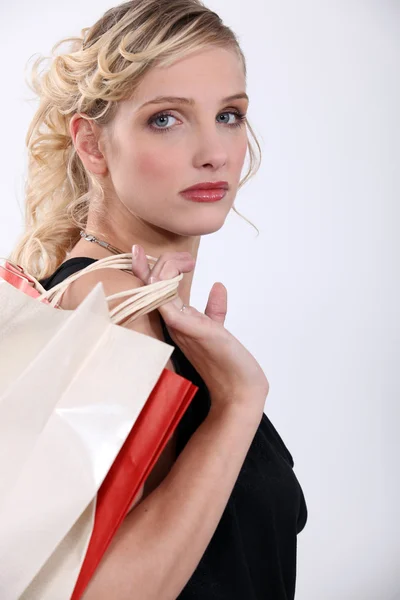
[{"x1": 1, "y1": 1, "x2": 398, "y2": 599}]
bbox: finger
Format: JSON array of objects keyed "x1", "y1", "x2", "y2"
[
  {"x1": 149, "y1": 252, "x2": 194, "y2": 282},
  {"x1": 131, "y1": 246, "x2": 194, "y2": 284},
  {"x1": 131, "y1": 245, "x2": 152, "y2": 282},
  {"x1": 150, "y1": 260, "x2": 189, "y2": 311},
  {"x1": 204, "y1": 282, "x2": 227, "y2": 324}
]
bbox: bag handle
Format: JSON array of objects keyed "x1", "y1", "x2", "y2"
[{"x1": 1, "y1": 254, "x2": 182, "y2": 327}]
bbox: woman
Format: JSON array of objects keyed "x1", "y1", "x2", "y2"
[{"x1": 11, "y1": 0, "x2": 308, "y2": 598}]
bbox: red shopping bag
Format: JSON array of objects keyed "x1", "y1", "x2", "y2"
[{"x1": 71, "y1": 368, "x2": 197, "y2": 599}]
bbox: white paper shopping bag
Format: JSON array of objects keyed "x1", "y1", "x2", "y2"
[
  {"x1": 0, "y1": 280, "x2": 174, "y2": 600},
  {"x1": 21, "y1": 500, "x2": 97, "y2": 600},
  {"x1": 0, "y1": 279, "x2": 114, "y2": 499}
]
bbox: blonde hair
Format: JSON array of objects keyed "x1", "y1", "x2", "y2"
[{"x1": 10, "y1": 0, "x2": 262, "y2": 280}]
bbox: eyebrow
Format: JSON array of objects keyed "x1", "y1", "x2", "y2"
[{"x1": 139, "y1": 92, "x2": 249, "y2": 109}]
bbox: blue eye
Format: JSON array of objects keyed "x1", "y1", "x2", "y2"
[
  {"x1": 147, "y1": 110, "x2": 247, "y2": 134},
  {"x1": 149, "y1": 113, "x2": 178, "y2": 132}
]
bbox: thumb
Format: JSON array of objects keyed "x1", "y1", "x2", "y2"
[{"x1": 204, "y1": 282, "x2": 227, "y2": 325}]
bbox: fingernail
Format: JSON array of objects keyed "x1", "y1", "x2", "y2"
[
  {"x1": 132, "y1": 245, "x2": 139, "y2": 259},
  {"x1": 149, "y1": 276, "x2": 156, "y2": 284}
]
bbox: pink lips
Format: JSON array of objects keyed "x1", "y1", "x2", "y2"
[{"x1": 180, "y1": 181, "x2": 229, "y2": 202}]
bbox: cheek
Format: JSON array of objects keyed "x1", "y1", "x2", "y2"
[
  {"x1": 240, "y1": 133, "x2": 248, "y2": 159},
  {"x1": 233, "y1": 135, "x2": 248, "y2": 168},
  {"x1": 135, "y1": 149, "x2": 173, "y2": 179},
  {"x1": 230, "y1": 136, "x2": 248, "y2": 185}
]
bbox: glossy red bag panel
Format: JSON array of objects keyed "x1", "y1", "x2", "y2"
[{"x1": 71, "y1": 366, "x2": 198, "y2": 599}]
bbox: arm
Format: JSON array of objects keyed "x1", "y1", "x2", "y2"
[{"x1": 81, "y1": 403, "x2": 262, "y2": 600}]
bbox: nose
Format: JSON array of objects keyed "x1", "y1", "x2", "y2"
[{"x1": 191, "y1": 124, "x2": 229, "y2": 170}]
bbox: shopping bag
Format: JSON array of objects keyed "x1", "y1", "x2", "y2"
[
  {"x1": 3, "y1": 254, "x2": 197, "y2": 599},
  {"x1": 0, "y1": 279, "x2": 177, "y2": 600},
  {"x1": 23, "y1": 368, "x2": 197, "y2": 600},
  {"x1": 0, "y1": 255, "x2": 198, "y2": 599}
]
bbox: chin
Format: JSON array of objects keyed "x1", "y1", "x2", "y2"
[
  {"x1": 155, "y1": 202, "x2": 231, "y2": 235},
  {"x1": 179, "y1": 216, "x2": 228, "y2": 236}
]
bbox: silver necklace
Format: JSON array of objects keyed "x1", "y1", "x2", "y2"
[{"x1": 79, "y1": 230, "x2": 125, "y2": 255}]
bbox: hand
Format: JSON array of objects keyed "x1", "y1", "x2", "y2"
[{"x1": 131, "y1": 245, "x2": 269, "y2": 415}]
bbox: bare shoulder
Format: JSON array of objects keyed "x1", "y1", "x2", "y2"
[{"x1": 59, "y1": 264, "x2": 162, "y2": 339}]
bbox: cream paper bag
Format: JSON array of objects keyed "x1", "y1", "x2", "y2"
[{"x1": 0, "y1": 279, "x2": 174, "y2": 600}]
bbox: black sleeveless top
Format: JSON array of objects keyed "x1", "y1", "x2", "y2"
[{"x1": 40, "y1": 257, "x2": 308, "y2": 600}]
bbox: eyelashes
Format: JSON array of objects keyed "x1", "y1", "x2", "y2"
[{"x1": 147, "y1": 110, "x2": 247, "y2": 134}]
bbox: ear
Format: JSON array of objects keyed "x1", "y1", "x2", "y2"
[{"x1": 69, "y1": 113, "x2": 108, "y2": 175}]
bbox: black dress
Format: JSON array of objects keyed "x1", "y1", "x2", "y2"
[{"x1": 39, "y1": 257, "x2": 308, "y2": 600}]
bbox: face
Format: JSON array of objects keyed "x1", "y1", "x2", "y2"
[{"x1": 98, "y1": 46, "x2": 249, "y2": 236}]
